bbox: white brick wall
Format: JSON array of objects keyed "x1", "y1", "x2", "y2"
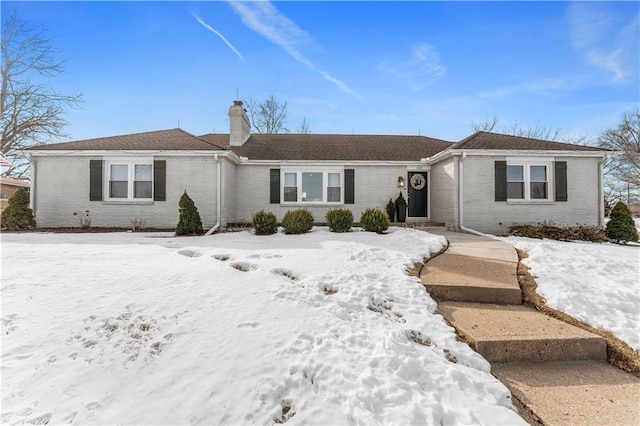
[
  {"x1": 429, "y1": 157, "x2": 457, "y2": 228},
  {"x1": 461, "y1": 155, "x2": 601, "y2": 234},
  {"x1": 233, "y1": 165, "x2": 410, "y2": 223},
  {"x1": 33, "y1": 155, "x2": 219, "y2": 229}
]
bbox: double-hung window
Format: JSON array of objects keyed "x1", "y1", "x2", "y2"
[
  {"x1": 507, "y1": 163, "x2": 550, "y2": 201},
  {"x1": 282, "y1": 170, "x2": 343, "y2": 204},
  {"x1": 107, "y1": 162, "x2": 153, "y2": 200}
]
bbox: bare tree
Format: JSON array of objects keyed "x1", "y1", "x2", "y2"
[
  {"x1": 471, "y1": 117, "x2": 564, "y2": 141},
  {"x1": 296, "y1": 116, "x2": 311, "y2": 134},
  {"x1": 244, "y1": 95, "x2": 288, "y2": 134},
  {"x1": 597, "y1": 111, "x2": 640, "y2": 206},
  {"x1": 1, "y1": 9, "x2": 82, "y2": 177}
]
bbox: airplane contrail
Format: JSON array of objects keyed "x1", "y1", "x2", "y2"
[{"x1": 190, "y1": 11, "x2": 244, "y2": 61}]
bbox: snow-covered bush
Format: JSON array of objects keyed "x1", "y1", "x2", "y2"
[
  {"x1": 360, "y1": 208, "x2": 390, "y2": 234},
  {"x1": 252, "y1": 210, "x2": 278, "y2": 235},
  {"x1": 326, "y1": 208, "x2": 353, "y2": 233},
  {"x1": 176, "y1": 191, "x2": 203, "y2": 236},
  {"x1": 606, "y1": 202, "x2": 638, "y2": 242},
  {"x1": 282, "y1": 209, "x2": 314, "y2": 234},
  {"x1": 1, "y1": 188, "x2": 36, "y2": 230}
]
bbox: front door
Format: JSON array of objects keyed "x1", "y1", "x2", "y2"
[{"x1": 408, "y1": 172, "x2": 428, "y2": 218}]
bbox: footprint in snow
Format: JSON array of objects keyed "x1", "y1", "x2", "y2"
[
  {"x1": 178, "y1": 249, "x2": 202, "y2": 258},
  {"x1": 231, "y1": 262, "x2": 256, "y2": 272},
  {"x1": 237, "y1": 322, "x2": 260, "y2": 329},
  {"x1": 271, "y1": 269, "x2": 298, "y2": 281}
]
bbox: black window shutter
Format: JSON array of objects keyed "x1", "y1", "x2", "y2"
[
  {"x1": 495, "y1": 161, "x2": 507, "y2": 201},
  {"x1": 555, "y1": 161, "x2": 567, "y2": 202},
  {"x1": 344, "y1": 169, "x2": 355, "y2": 204},
  {"x1": 89, "y1": 160, "x2": 103, "y2": 201},
  {"x1": 154, "y1": 160, "x2": 166, "y2": 201},
  {"x1": 270, "y1": 169, "x2": 280, "y2": 204}
]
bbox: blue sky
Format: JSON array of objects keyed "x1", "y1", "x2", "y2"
[{"x1": 4, "y1": 1, "x2": 639, "y2": 143}]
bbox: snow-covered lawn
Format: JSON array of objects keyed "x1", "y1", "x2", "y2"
[
  {"x1": 504, "y1": 237, "x2": 640, "y2": 351},
  {"x1": 1, "y1": 228, "x2": 524, "y2": 425}
]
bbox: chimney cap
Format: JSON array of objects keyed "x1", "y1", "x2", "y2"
[{"x1": 233, "y1": 100, "x2": 243, "y2": 106}]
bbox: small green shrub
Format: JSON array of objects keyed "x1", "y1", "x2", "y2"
[
  {"x1": 509, "y1": 222, "x2": 605, "y2": 242},
  {"x1": 1, "y1": 188, "x2": 36, "y2": 230},
  {"x1": 326, "y1": 208, "x2": 353, "y2": 233},
  {"x1": 606, "y1": 202, "x2": 638, "y2": 242},
  {"x1": 360, "y1": 208, "x2": 390, "y2": 234},
  {"x1": 385, "y1": 199, "x2": 395, "y2": 222},
  {"x1": 282, "y1": 209, "x2": 314, "y2": 234},
  {"x1": 176, "y1": 191, "x2": 203, "y2": 236},
  {"x1": 252, "y1": 210, "x2": 278, "y2": 235}
]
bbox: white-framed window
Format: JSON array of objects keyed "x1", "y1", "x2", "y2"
[
  {"x1": 507, "y1": 162, "x2": 550, "y2": 201},
  {"x1": 281, "y1": 169, "x2": 343, "y2": 204},
  {"x1": 106, "y1": 161, "x2": 153, "y2": 200}
]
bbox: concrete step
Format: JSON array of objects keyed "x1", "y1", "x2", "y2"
[
  {"x1": 438, "y1": 302, "x2": 607, "y2": 363},
  {"x1": 421, "y1": 253, "x2": 522, "y2": 304},
  {"x1": 492, "y1": 361, "x2": 640, "y2": 426}
]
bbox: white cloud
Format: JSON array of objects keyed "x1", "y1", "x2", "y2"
[
  {"x1": 379, "y1": 43, "x2": 446, "y2": 91},
  {"x1": 190, "y1": 11, "x2": 244, "y2": 61},
  {"x1": 567, "y1": 3, "x2": 639, "y2": 83},
  {"x1": 228, "y1": 1, "x2": 360, "y2": 98}
]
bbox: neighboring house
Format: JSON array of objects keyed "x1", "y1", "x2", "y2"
[
  {"x1": 1, "y1": 176, "x2": 30, "y2": 200},
  {"x1": 23, "y1": 100, "x2": 610, "y2": 234}
]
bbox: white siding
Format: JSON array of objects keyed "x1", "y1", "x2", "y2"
[
  {"x1": 33, "y1": 155, "x2": 218, "y2": 228},
  {"x1": 429, "y1": 157, "x2": 458, "y2": 229},
  {"x1": 234, "y1": 165, "x2": 410, "y2": 223},
  {"x1": 461, "y1": 155, "x2": 601, "y2": 234},
  {"x1": 220, "y1": 159, "x2": 236, "y2": 226}
]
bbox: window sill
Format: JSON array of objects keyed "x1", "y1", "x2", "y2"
[
  {"x1": 506, "y1": 200, "x2": 555, "y2": 205},
  {"x1": 280, "y1": 203, "x2": 344, "y2": 207},
  {"x1": 102, "y1": 200, "x2": 154, "y2": 205}
]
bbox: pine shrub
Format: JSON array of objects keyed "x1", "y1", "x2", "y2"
[
  {"x1": 606, "y1": 202, "x2": 638, "y2": 242},
  {"x1": 326, "y1": 208, "x2": 353, "y2": 233},
  {"x1": 360, "y1": 208, "x2": 390, "y2": 234},
  {"x1": 176, "y1": 191, "x2": 204, "y2": 236},
  {"x1": 1, "y1": 188, "x2": 36, "y2": 230},
  {"x1": 281, "y1": 209, "x2": 314, "y2": 234},
  {"x1": 252, "y1": 210, "x2": 278, "y2": 235}
]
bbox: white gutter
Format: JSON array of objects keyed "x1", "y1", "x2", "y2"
[
  {"x1": 27, "y1": 153, "x2": 37, "y2": 216},
  {"x1": 205, "y1": 153, "x2": 221, "y2": 236},
  {"x1": 457, "y1": 151, "x2": 495, "y2": 238}
]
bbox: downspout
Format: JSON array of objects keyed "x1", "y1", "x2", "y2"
[
  {"x1": 458, "y1": 151, "x2": 494, "y2": 237},
  {"x1": 205, "y1": 153, "x2": 221, "y2": 236},
  {"x1": 27, "y1": 153, "x2": 37, "y2": 217}
]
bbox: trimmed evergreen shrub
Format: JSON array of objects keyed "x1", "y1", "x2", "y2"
[
  {"x1": 252, "y1": 210, "x2": 278, "y2": 235},
  {"x1": 1, "y1": 188, "x2": 36, "y2": 230},
  {"x1": 176, "y1": 191, "x2": 203, "y2": 236},
  {"x1": 282, "y1": 209, "x2": 314, "y2": 234},
  {"x1": 360, "y1": 208, "x2": 390, "y2": 234},
  {"x1": 606, "y1": 202, "x2": 638, "y2": 242},
  {"x1": 385, "y1": 199, "x2": 395, "y2": 222},
  {"x1": 326, "y1": 208, "x2": 353, "y2": 233}
]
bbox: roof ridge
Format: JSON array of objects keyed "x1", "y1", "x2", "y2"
[
  {"x1": 176, "y1": 128, "x2": 228, "y2": 150},
  {"x1": 478, "y1": 131, "x2": 591, "y2": 147}
]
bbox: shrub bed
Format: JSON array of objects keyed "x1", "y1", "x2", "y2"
[{"x1": 509, "y1": 223, "x2": 605, "y2": 242}]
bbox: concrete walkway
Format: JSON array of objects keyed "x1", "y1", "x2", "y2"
[{"x1": 419, "y1": 228, "x2": 640, "y2": 426}]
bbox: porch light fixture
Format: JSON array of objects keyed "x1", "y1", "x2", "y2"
[{"x1": 397, "y1": 176, "x2": 405, "y2": 188}]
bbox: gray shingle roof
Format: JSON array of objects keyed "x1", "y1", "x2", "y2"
[
  {"x1": 29, "y1": 129, "x2": 225, "y2": 151},
  {"x1": 453, "y1": 131, "x2": 607, "y2": 152},
  {"x1": 199, "y1": 133, "x2": 454, "y2": 161}
]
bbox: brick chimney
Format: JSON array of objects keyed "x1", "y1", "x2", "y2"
[{"x1": 229, "y1": 100, "x2": 251, "y2": 146}]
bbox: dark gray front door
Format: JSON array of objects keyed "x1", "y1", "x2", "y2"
[{"x1": 408, "y1": 172, "x2": 428, "y2": 218}]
